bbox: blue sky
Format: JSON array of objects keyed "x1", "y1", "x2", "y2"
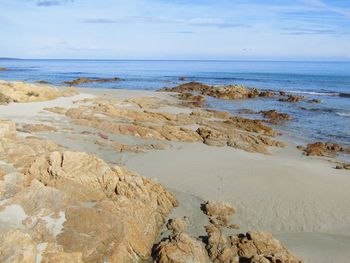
[{"x1": 0, "y1": 0, "x2": 349, "y2": 60}]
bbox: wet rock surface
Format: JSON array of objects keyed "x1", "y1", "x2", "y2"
[
  {"x1": 159, "y1": 82, "x2": 276, "y2": 100},
  {"x1": 278, "y1": 95, "x2": 305, "y2": 103},
  {"x1": 64, "y1": 77, "x2": 123, "y2": 85},
  {"x1": 297, "y1": 142, "x2": 350, "y2": 157}
]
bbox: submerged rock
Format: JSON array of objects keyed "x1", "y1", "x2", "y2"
[
  {"x1": 0, "y1": 67, "x2": 8, "y2": 71},
  {"x1": 260, "y1": 110, "x2": 292, "y2": 122},
  {"x1": 64, "y1": 77, "x2": 122, "y2": 85},
  {"x1": 279, "y1": 95, "x2": 305, "y2": 103}
]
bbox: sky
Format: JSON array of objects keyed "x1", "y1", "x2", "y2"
[{"x1": 0, "y1": 0, "x2": 349, "y2": 60}]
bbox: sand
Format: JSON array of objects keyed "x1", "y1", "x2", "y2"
[{"x1": 1, "y1": 87, "x2": 350, "y2": 262}]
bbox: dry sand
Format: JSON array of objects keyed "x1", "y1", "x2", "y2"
[{"x1": 1, "y1": 86, "x2": 349, "y2": 263}]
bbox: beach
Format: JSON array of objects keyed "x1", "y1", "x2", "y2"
[{"x1": 0, "y1": 80, "x2": 349, "y2": 262}]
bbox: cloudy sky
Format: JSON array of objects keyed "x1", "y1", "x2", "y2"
[{"x1": 0, "y1": 0, "x2": 349, "y2": 60}]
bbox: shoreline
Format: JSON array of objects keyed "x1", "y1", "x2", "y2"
[{"x1": 0, "y1": 81, "x2": 350, "y2": 262}]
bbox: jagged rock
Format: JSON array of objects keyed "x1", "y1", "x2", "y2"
[
  {"x1": 237, "y1": 232, "x2": 303, "y2": 263},
  {"x1": 205, "y1": 225, "x2": 238, "y2": 263},
  {"x1": 203, "y1": 201, "x2": 236, "y2": 227},
  {"x1": 179, "y1": 76, "x2": 188, "y2": 81},
  {"x1": 64, "y1": 77, "x2": 122, "y2": 85},
  {"x1": 259, "y1": 91, "x2": 276, "y2": 97},
  {"x1": 166, "y1": 217, "x2": 189, "y2": 233},
  {"x1": 0, "y1": 80, "x2": 78, "y2": 103},
  {"x1": 153, "y1": 232, "x2": 208, "y2": 263},
  {"x1": 279, "y1": 95, "x2": 305, "y2": 103},
  {"x1": 297, "y1": 142, "x2": 350, "y2": 157},
  {"x1": 20, "y1": 124, "x2": 57, "y2": 133},
  {"x1": 279, "y1": 91, "x2": 286, "y2": 96}
]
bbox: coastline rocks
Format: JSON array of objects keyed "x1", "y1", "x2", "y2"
[
  {"x1": 20, "y1": 124, "x2": 57, "y2": 133},
  {"x1": 0, "y1": 92, "x2": 12, "y2": 104},
  {"x1": 260, "y1": 110, "x2": 292, "y2": 122},
  {"x1": 166, "y1": 217, "x2": 189, "y2": 233},
  {"x1": 159, "y1": 82, "x2": 274, "y2": 100},
  {"x1": 0, "y1": 80, "x2": 79, "y2": 103},
  {"x1": 178, "y1": 93, "x2": 206, "y2": 107},
  {"x1": 335, "y1": 163, "x2": 350, "y2": 170},
  {"x1": 279, "y1": 95, "x2": 305, "y2": 103},
  {"x1": 64, "y1": 77, "x2": 122, "y2": 85},
  {"x1": 0, "y1": 67, "x2": 8, "y2": 71},
  {"x1": 203, "y1": 201, "x2": 236, "y2": 228},
  {"x1": 308, "y1": 99, "x2": 322, "y2": 104},
  {"x1": 297, "y1": 142, "x2": 350, "y2": 157}
]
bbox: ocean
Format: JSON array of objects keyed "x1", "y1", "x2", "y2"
[{"x1": 0, "y1": 59, "x2": 349, "y2": 153}]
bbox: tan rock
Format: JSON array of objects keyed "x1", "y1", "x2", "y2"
[
  {"x1": 0, "y1": 119, "x2": 16, "y2": 139},
  {"x1": 64, "y1": 77, "x2": 122, "y2": 85},
  {"x1": 153, "y1": 232, "x2": 208, "y2": 263},
  {"x1": 0, "y1": 80, "x2": 78, "y2": 103},
  {"x1": 20, "y1": 124, "x2": 57, "y2": 133},
  {"x1": 0, "y1": 230, "x2": 37, "y2": 263},
  {"x1": 297, "y1": 142, "x2": 350, "y2": 157},
  {"x1": 203, "y1": 201, "x2": 236, "y2": 227},
  {"x1": 166, "y1": 217, "x2": 189, "y2": 233}
]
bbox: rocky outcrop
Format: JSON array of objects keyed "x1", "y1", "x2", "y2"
[
  {"x1": 0, "y1": 92, "x2": 12, "y2": 105},
  {"x1": 64, "y1": 77, "x2": 122, "y2": 85},
  {"x1": 0, "y1": 123, "x2": 179, "y2": 262},
  {"x1": 0, "y1": 80, "x2": 79, "y2": 103},
  {"x1": 279, "y1": 95, "x2": 305, "y2": 103},
  {"x1": 297, "y1": 142, "x2": 350, "y2": 157},
  {"x1": 154, "y1": 200, "x2": 303, "y2": 263},
  {"x1": 0, "y1": 67, "x2": 8, "y2": 71},
  {"x1": 178, "y1": 92, "x2": 206, "y2": 107},
  {"x1": 159, "y1": 82, "x2": 275, "y2": 100},
  {"x1": 335, "y1": 163, "x2": 350, "y2": 170}
]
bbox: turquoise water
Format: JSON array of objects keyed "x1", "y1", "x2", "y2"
[{"x1": 0, "y1": 59, "x2": 349, "y2": 151}]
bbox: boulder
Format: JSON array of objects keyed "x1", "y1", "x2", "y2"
[
  {"x1": 279, "y1": 95, "x2": 305, "y2": 103},
  {"x1": 64, "y1": 77, "x2": 122, "y2": 85},
  {"x1": 297, "y1": 142, "x2": 350, "y2": 157}
]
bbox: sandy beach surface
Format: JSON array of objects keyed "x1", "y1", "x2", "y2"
[{"x1": 1, "y1": 85, "x2": 349, "y2": 263}]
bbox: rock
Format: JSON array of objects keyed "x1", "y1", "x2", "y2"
[
  {"x1": 297, "y1": 142, "x2": 350, "y2": 157},
  {"x1": 279, "y1": 91, "x2": 286, "y2": 96},
  {"x1": 259, "y1": 90, "x2": 276, "y2": 97},
  {"x1": 153, "y1": 232, "x2": 208, "y2": 263},
  {"x1": 179, "y1": 76, "x2": 188, "y2": 81},
  {"x1": 203, "y1": 201, "x2": 236, "y2": 227},
  {"x1": 0, "y1": 92, "x2": 12, "y2": 104},
  {"x1": 279, "y1": 95, "x2": 305, "y2": 103},
  {"x1": 260, "y1": 110, "x2": 292, "y2": 122},
  {"x1": 43, "y1": 107, "x2": 67, "y2": 115},
  {"x1": 308, "y1": 99, "x2": 322, "y2": 104},
  {"x1": 35, "y1": 80, "x2": 51, "y2": 85},
  {"x1": 239, "y1": 109, "x2": 258, "y2": 114},
  {"x1": 237, "y1": 231, "x2": 303, "y2": 263},
  {"x1": 20, "y1": 124, "x2": 57, "y2": 133},
  {"x1": 0, "y1": 80, "x2": 79, "y2": 103},
  {"x1": 178, "y1": 93, "x2": 206, "y2": 107},
  {"x1": 335, "y1": 163, "x2": 350, "y2": 170},
  {"x1": 159, "y1": 82, "x2": 271, "y2": 100},
  {"x1": 64, "y1": 77, "x2": 122, "y2": 85},
  {"x1": 0, "y1": 119, "x2": 16, "y2": 138},
  {"x1": 166, "y1": 217, "x2": 189, "y2": 233},
  {"x1": 0, "y1": 230, "x2": 37, "y2": 263},
  {"x1": 205, "y1": 225, "x2": 238, "y2": 263},
  {"x1": 0, "y1": 67, "x2": 8, "y2": 71}
]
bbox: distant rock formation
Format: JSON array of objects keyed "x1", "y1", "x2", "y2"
[
  {"x1": 297, "y1": 142, "x2": 350, "y2": 157},
  {"x1": 64, "y1": 77, "x2": 123, "y2": 85}
]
